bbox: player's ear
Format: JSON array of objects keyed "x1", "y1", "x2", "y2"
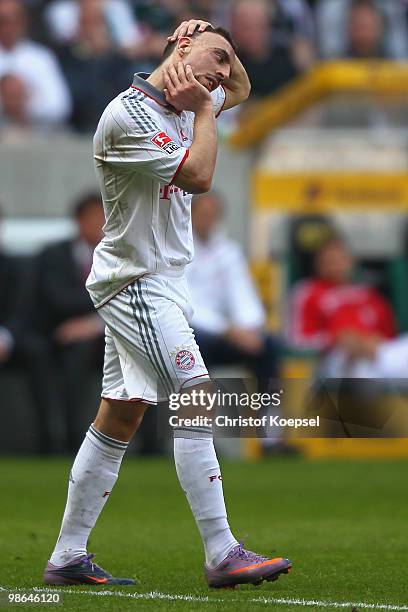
[{"x1": 177, "y1": 37, "x2": 192, "y2": 57}]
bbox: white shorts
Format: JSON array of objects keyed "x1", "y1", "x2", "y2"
[{"x1": 98, "y1": 271, "x2": 210, "y2": 404}]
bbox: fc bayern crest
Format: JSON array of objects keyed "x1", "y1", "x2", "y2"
[{"x1": 175, "y1": 350, "x2": 195, "y2": 371}]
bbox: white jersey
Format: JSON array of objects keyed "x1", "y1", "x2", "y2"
[{"x1": 86, "y1": 72, "x2": 226, "y2": 308}]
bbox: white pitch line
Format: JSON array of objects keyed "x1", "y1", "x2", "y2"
[
  {"x1": 249, "y1": 597, "x2": 408, "y2": 611},
  {"x1": 0, "y1": 586, "x2": 407, "y2": 610}
]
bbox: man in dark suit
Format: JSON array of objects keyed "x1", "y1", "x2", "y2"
[
  {"x1": 34, "y1": 193, "x2": 106, "y2": 452},
  {"x1": 0, "y1": 207, "x2": 55, "y2": 453}
]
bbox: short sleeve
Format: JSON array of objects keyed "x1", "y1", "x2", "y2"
[
  {"x1": 211, "y1": 85, "x2": 226, "y2": 118},
  {"x1": 100, "y1": 98, "x2": 189, "y2": 185}
]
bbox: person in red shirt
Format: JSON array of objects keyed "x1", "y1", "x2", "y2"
[{"x1": 287, "y1": 237, "x2": 397, "y2": 377}]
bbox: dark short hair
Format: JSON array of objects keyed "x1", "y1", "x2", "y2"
[
  {"x1": 72, "y1": 192, "x2": 102, "y2": 219},
  {"x1": 161, "y1": 25, "x2": 237, "y2": 62}
]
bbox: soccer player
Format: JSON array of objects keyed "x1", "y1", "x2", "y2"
[{"x1": 44, "y1": 19, "x2": 292, "y2": 589}]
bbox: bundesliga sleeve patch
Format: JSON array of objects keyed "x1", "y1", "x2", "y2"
[{"x1": 151, "y1": 131, "x2": 181, "y2": 155}]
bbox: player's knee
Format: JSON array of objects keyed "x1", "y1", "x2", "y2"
[{"x1": 94, "y1": 398, "x2": 147, "y2": 441}]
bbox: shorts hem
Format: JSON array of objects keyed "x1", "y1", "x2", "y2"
[
  {"x1": 101, "y1": 395, "x2": 157, "y2": 406},
  {"x1": 179, "y1": 373, "x2": 211, "y2": 391}
]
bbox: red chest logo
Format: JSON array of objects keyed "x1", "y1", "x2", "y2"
[
  {"x1": 151, "y1": 131, "x2": 180, "y2": 155},
  {"x1": 152, "y1": 131, "x2": 172, "y2": 147}
]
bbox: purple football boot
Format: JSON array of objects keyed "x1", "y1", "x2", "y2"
[
  {"x1": 205, "y1": 543, "x2": 292, "y2": 589},
  {"x1": 44, "y1": 553, "x2": 136, "y2": 586}
]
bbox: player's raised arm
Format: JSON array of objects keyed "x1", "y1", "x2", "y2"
[
  {"x1": 220, "y1": 54, "x2": 251, "y2": 111},
  {"x1": 164, "y1": 62, "x2": 217, "y2": 194}
]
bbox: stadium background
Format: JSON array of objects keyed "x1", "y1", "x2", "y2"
[{"x1": 1, "y1": 1, "x2": 408, "y2": 609}]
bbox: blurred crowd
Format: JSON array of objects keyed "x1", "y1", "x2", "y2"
[{"x1": 1, "y1": 0, "x2": 408, "y2": 134}]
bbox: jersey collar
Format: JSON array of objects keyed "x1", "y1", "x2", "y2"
[{"x1": 132, "y1": 72, "x2": 173, "y2": 111}]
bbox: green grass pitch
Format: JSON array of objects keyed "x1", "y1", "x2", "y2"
[{"x1": 1, "y1": 456, "x2": 407, "y2": 611}]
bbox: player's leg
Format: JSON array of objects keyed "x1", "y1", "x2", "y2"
[
  {"x1": 44, "y1": 398, "x2": 146, "y2": 585},
  {"x1": 172, "y1": 381, "x2": 238, "y2": 569},
  {"x1": 93, "y1": 395, "x2": 147, "y2": 441},
  {"x1": 173, "y1": 383, "x2": 291, "y2": 588},
  {"x1": 45, "y1": 325, "x2": 148, "y2": 585},
  {"x1": 49, "y1": 397, "x2": 146, "y2": 563}
]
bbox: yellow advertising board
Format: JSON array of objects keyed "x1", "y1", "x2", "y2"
[{"x1": 253, "y1": 172, "x2": 408, "y2": 212}]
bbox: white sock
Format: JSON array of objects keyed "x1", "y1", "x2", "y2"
[
  {"x1": 50, "y1": 424, "x2": 128, "y2": 566},
  {"x1": 174, "y1": 429, "x2": 238, "y2": 568}
]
